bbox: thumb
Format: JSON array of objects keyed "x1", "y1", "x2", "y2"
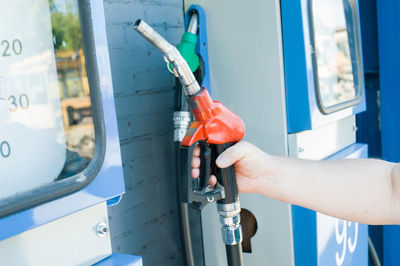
[{"x1": 216, "y1": 141, "x2": 250, "y2": 168}]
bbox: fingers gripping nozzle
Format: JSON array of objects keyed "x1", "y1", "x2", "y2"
[{"x1": 180, "y1": 141, "x2": 225, "y2": 209}]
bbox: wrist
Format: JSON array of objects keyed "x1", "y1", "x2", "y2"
[{"x1": 254, "y1": 153, "x2": 284, "y2": 197}]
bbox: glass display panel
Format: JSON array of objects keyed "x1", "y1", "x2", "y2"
[
  {"x1": 0, "y1": 0, "x2": 95, "y2": 200},
  {"x1": 310, "y1": 0, "x2": 363, "y2": 112}
]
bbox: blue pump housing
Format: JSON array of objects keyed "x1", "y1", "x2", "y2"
[{"x1": 185, "y1": 5, "x2": 211, "y2": 94}]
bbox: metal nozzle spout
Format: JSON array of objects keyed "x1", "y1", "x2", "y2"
[
  {"x1": 133, "y1": 19, "x2": 174, "y2": 58},
  {"x1": 187, "y1": 12, "x2": 199, "y2": 34},
  {"x1": 133, "y1": 19, "x2": 201, "y2": 96}
]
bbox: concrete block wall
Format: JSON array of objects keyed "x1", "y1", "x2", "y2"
[{"x1": 103, "y1": 1, "x2": 204, "y2": 265}]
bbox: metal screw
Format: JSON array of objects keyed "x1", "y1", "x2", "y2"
[
  {"x1": 96, "y1": 222, "x2": 109, "y2": 238},
  {"x1": 207, "y1": 196, "x2": 214, "y2": 202}
]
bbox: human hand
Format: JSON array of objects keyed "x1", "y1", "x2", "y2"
[{"x1": 191, "y1": 141, "x2": 270, "y2": 194}]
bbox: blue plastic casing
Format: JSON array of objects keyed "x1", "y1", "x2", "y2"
[
  {"x1": 95, "y1": 253, "x2": 143, "y2": 266},
  {"x1": 184, "y1": 5, "x2": 211, "y2": 94},
  {"x1": 358, "y1": 0, "x2": 379, "y2": 74},
  {"x1": 0, "y1": 0, "x2": 125, "y2": 241},
  {"x1": 292, "y1": 143, "x2": 368, "y2": 266},
  {"x1": 376, "y1": 1, "x2": 400, "y2": 265},
  {"x1": 281, "y1": 0, "x2": 366, "y2": 133}
]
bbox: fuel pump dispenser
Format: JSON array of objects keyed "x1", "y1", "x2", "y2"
[
  {"x1": 181, "y1": 1, "x2": 369, "y2": 265},
  {"x1": 134, "y1": 19, "x2": 246, "y2": 266}
]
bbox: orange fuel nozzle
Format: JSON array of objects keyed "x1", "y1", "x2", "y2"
[{"x1": 181, "y1": 88, "x2": 245, "y2": 147}]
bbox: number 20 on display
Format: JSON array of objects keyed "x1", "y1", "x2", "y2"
[{"x1": 1, "y1": 39, "x2": 22, "y2": 57}]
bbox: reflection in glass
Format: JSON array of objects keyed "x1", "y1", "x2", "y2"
[
  {"x1": 51, "y1": 0, "x2": 95, "y2": 179},
  {"x1": 311, "y1": 0, "x2": 362, "y2": 110}
]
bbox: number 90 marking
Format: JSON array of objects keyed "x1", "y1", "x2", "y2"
[
  {"x1": 335, "y1": 219, "x2": 358, "y2": 266},
  {"x1": 0, "y1": 141, "x2": 11, "y2": 158}
]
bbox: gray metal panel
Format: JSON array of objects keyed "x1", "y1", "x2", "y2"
[
  {"x1": 184, "y1": 0, "x2": 289, "y2": 157},
  {"x1": 241, "y1": 195, "x2": 293, "y2": 266},
  {"x1": 288, "y1": 116, "x2": 356, "y2": 160},
  {"x1": 201, "y1": 199, "x2": 293, "y2": 266},
  {"x1": 0, "y1": 202, "x2": 111, "y2": 266},
  {"x1": 184, "y1": 1, "x2": 294, "y2": 265}
]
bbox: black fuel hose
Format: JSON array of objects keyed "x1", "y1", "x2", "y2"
[
  {"x1": 368, "y1": 237, "x2": 381, "y2": 266},
  {"x1": 175, "y1": 142, "x2": 195, "y2": 266},
  {"x1": 226, "y1": 244, "x2": 244, "y2": 266},
  {"x1": 174, "y1": 74, "x2": 195, "y2": 266},
  {"x1": 174, "y1": 68, "x2": 204, "y2": 266}
]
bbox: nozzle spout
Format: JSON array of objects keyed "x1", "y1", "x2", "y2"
[
  {"x1": 133, "y1": 19, "x2": 201, "y2": 96},
  {"x1": 187, "y1": 12, "x2": 199, "y2": 35}
]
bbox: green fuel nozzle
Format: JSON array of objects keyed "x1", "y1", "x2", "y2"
[{"x1": 168, "y1": 12, "x2": 200, "y2": 73}]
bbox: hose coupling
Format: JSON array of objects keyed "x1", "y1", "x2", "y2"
[
  {"x1": 173, "y1": 111, "x2": 191, "y2": 142},
  {"x1": 217, "y1": 202, "x2": 243, "y2": 245}
]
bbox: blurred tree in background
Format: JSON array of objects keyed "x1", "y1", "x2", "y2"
[{"x1": 50, "y1": 0, "x2": 82, "y2": 52}]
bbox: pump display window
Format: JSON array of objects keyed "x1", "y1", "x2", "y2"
[
  {"x1": 0, "y1": 0, "x2": 102, "y2": 217},
  {"x1": 309, "y1": 0, "x2": 364, "y2": 114}
]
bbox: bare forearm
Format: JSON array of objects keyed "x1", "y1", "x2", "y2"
[{"x1": 258, "y1": 155, "x2": 400, "y2": 224}]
